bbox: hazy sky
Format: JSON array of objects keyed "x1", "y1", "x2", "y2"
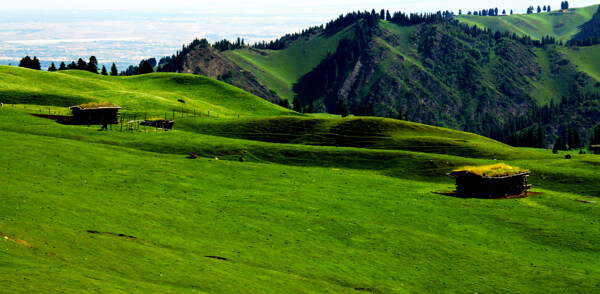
[{"x1": 4, "y1": 0, "x2": 599, "y2": 14}]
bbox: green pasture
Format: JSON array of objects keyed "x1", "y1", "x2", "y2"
[{"x1": 0, "y1": 66, "x2": 599, "y2": 292}]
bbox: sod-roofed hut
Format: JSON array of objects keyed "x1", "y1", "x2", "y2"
[
  {"x1": 449, "y1": 164, "x2": 530, "y2": 198},
  {"x1": 70, "y1": 102, "x2": 121, "y2": 125}
]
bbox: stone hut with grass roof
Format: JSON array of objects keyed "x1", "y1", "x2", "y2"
[
  {"x1": 70, "y1": 102, "x2": 121, "y2": 125},
  {"x1": 449, "y1": 164, "x2": 531, "y2": 198}
]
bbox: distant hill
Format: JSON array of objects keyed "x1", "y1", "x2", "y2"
[{"x1": 455, "y1": 4, "x2": 600, "y2": 42}]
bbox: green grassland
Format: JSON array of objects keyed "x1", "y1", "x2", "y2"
[
  {"x1": 456, "y1": 5, "x2": 599, "y2": 42},
  {"x1": 224, "y1": 25, "x2": 357, "y2": 100},
  {"x1": 1, "y1": 67, "x2": 599, "y2": 292},
  {"x1": 558, "y1": 44, "x2": 600, "y2": 82}
]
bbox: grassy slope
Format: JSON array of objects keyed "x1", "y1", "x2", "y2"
[
  {"x1": 558, "y1": 44, "x2": 600, "y2": 82},
  {"x1": 455, "y1": 5, "x2": 599, "y2": 42},
  {"x1": 1, "y1": 67, "x2": 599, "y2": 292},
  {"x1": 224, "y1": 25, "x2": 357, "y2": 101},
  {"x1": 1, "y1": 106, "x2": 599, "y2": 293},
  {"x1": 0, "y1": 66, "x2": 294, "y2": 118}
]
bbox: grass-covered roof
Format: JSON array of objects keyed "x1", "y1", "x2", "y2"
[{"x1": 451, "y1": 163, "x2": 529, "y2": 177}]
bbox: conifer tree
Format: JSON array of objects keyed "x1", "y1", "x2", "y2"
[
  {"x1": 307, "y1": 98, "x2": 315, "y2": 113},
  {"x1": 293, "y1": 97, "x2": 302, "y2": 112},
  {"x1": 48, "y1": 62, "x2": 57, "y2": 72},
  {"x1": 110, "y1": 63, "x2": 118, "y2": 76},
  {"x1": 58, "y1": 62, "x2": 67, "y2": 71},
  {"x1": 101, "y1": 65, "x2": 108, "y2": 75},
  {"x1": 137, "y1": 60, "x2": 154, "y2": 75},
  {"x1": 537, "y1": 126, "x2": 544, "y2": 148},
  {"x1": 87, "y1": 56, "x2": 99, "y2": 73},
  {"x1": 338, "y1": 99, "x2": 349, "y2": 117},
  {"x1": 77, "y1": 58, "x2": 87, "y2": 70}
]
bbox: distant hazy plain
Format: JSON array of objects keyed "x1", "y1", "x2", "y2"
[{"x1": 0, "y1": 10, "x2": 329, "y2": 69}]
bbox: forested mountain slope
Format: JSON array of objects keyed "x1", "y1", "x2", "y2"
[{"x1": 158, "y1": 8, "x2": 600, "y2": 146}]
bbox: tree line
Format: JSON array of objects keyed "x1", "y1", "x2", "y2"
[{"x1": 18, "y1": 55, "x2": 119, "y2": 76}]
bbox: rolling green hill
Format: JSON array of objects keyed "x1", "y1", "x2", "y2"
[
  {"x1": 455, "y1": 4, "x2": 600, "y2": 42},
  {"x1": 0, "y1": 66, "x2": 294, "y2": 118}
]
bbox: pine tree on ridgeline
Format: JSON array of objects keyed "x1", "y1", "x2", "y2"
[
  {"x1": 87, "y1": 56, "x2": 99, "y2": 73},
  {"x1": 48, "y1": 62, "x2": 57, "y2": 72},
  {"x1": 137, "y1": 60, "x2": 154, "y2": 75},
  {"x1": 110, "y1": 63, "x2": 118, "y2": 76},
  {"x1": 101, "y1": 65, "x2": 108, "y2": 76},
  {"x1": 58, "y1": 62, "x2": 66, "y2": 71},
  {"x1": 77, "y1": 58, "x2": 87, "y2": 70}
]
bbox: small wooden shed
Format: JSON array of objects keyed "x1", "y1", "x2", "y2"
[
  {"x1": 140, "y1": 119, "x2": 175, "y2": 129},
  {"x1": 449, "y1": 164, "x2": 530, "y2": 198},
  {"x1": 70, "y1": 103, "x2": 121, "y2": 125}
]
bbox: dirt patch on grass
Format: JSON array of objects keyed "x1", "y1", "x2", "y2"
[
  {"x1": 435, "y1": 191, "x2": 542, "y2": 199},
  {"x1": 0, "y1": 232, "x2": 33, "y2": 247}
]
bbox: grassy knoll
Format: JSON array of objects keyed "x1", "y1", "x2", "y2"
[
  {"x1": 455, "y1": 5, "x2": 599, "y2": 42},
  {"x1": 1, "y1": 100, "x2": 599, "y2": 292},
  {"x1": 0, "y1": 66, "x2": 294, "y2": 118}
]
